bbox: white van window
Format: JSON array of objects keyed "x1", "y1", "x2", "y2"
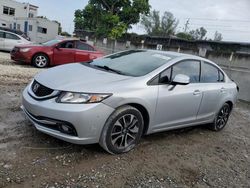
[{"x1": 5, "y1": 33, "x2": 20, "y2": 40}]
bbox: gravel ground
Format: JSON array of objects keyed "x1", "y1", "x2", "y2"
[{"x1": 0, "y1": 51, "x2": 249, "y2": 188}]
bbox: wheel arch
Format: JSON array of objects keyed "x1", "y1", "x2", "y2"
[
  {"x1": 225, "y1": 100, "x2": 233, "y2": 111},
  {"x1": 121, "y1": 103, "x2": 150, "y2": 135}
]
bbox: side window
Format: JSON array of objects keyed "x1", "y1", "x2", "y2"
[
  {"x1": 159, "y1": 68, "x2": 171, "y2": 84},
  {"x1": 0, "y1": 31, "x2": 4, "y2": 38},
  {"x1": 76, "y1": 41, "x2": 95, "y2": 51},
  {"x1": 5, "y1": 33, "x2": 20, "y2": 40},
  {"x1": 219, "y1": 71, "x2": 224, "y2": 82},
  {"x1": 201, "y1": 62, "x2": 220, "y2": 83},
  {"x1": 59, "y1": 41, "x2": 74, "y2": 49},
  {"x1": 172, "y1": 60, "x2": 200, "y2": 83}
]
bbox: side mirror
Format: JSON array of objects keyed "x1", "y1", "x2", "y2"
[
  {"x1": 55, "y1": 45, "x2": 61, "y2": 50},
  {"x1": 172, "y1": 74, "x2": 190, "y2": 85}
]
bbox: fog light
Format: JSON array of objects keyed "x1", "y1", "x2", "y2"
[
  {"x1": 58, "y1": 124, "x2": 76, "y2": 135},
  {"x1": 61, "y1": 124, "x2": 70, "y2": 132}
]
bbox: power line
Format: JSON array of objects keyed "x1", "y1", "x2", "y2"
[
  {"x1": 187, "y1": 26, "x2": 250, "y2": 33},
  {"x1": 189, "y1": 23, "x2": 232, "y2": 28},
  {"x1": 185, "y1": 18, "x2": 250, "y2": 23}
]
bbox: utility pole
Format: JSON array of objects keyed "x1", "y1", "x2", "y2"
[{"x1": 184, "y1": 19, "x2": 190, "y2": 33}]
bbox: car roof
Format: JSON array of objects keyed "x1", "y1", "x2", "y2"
[
  {"x1": 146, "y1": 49, "x2": 198, "y2": 58},
  {"x1": 145, "y1": 49, "x2": 214, "y2": 62}
]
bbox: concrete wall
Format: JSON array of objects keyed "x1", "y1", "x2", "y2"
[
  {"x1": 207, "y1": 53, "x2": 250, "y2": 102},
  {"x1": 17, "y1": 18, "x2": 59, "y2": 43},
  {"x1": 94, "y1": 39, "x2": 250, "y2": 102},
  {"x1": 0, "y1": 0, "x2": 38, "y2": 27},
  {"x1": 0, "y1": 0, "x2": 58, "y2": 43}
]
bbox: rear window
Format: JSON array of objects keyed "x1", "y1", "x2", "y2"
[
  {"x1": 201, "y1": 62, "x2": 221, "y2": 83},
  {"x1": 76, "y1": 41, "x2": 95, "y2": 51}
]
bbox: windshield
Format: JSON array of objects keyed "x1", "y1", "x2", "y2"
[
  {"x1": 89, "y1": 50, "x2": 175, "y2": 77},
  {"x1": 42, "y1": 39, "x2": 62, "y2": 46}
]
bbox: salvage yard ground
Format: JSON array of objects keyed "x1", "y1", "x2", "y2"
[{"x1": 0, "y1": 51, "x2": 249, "y2": 188}]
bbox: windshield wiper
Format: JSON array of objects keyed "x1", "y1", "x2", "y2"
[{"x1": 94, "y1": 65, "x2": 126, "y2": 75}]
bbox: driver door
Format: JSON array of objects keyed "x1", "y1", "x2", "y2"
[
  {"x1": 53, "y1": 41, "x2": 75, "y2": 65},
  {"x1": 153, "y1": 60, "x2": 203, "y2": 131}
]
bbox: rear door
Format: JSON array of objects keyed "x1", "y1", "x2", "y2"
[
  {"x1": 196, "y1": 61, "x2": 226, "y2": 121},
  {"x1": 4, "y1": 32, "x2": 22, "y2": 51},
  {"x1": 75, "y1": 41, "x2": 100, "y2": 62},
  {"x1": 0, "y1": 31, "x2": 4, "y2": 50},
  {"x1": 53, "y1": 41, "x2": 75, "y2": 65}
]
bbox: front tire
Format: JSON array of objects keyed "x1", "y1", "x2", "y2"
[
  {"x1": 99, "y1": 105, "x2": 144, "y2": 154},
  {"x1": 210, "y1": 103, "x2": 231, "y2": 131},
  {"x1": 32, "y1": 53, "x2": 49, "y2": 68}
]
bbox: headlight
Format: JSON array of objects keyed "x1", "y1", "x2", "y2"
[
  {"x1": 20, "y1": 48, "x2": 31, "y2": 52},
  {"x1": 57, "y1": 92, "x2": 111, "y2": 104}
]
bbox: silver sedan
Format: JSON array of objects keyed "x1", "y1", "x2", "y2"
[{"x1": 21, "y1": 50, "x2": 238, "y2": 154}]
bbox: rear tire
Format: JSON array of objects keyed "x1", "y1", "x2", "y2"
[
  {"x1": 210, "y1": 103, "x2": 231, "y2": 131},
  {"x1": 32, "y1": 53, "x2": 49, "y2": 68},
  {"x1": 99, "y1": 105, "x2": 144, "y2": 154}
]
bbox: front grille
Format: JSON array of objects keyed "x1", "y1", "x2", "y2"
[{"x1": 31, "y1": 80, "x2": 54, "y2": 97}]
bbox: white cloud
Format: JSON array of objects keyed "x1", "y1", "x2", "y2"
[{"x1": 132, "y1": 0, "x2": 250, "y2": 42}]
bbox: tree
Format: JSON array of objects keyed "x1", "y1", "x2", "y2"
[
  {"x1": 74, "y1": 0, "x2": 150, "y2": 39},
  {"x1": 189, "y1": 27, "x2": 207, "y2": 40},
  {"x1": 176, "y1": 32, "x2": 193, "y2": 40},
  {"x1": 74, "y1": 9, "x2": 85, "y2": 31},
  {"x1": 60, "y1": 31, "x2": 71, "y2": 37},
  {"x1": 214, "y1": 31, "x2": 223, "y2": 41},
  {"x1": 141, "y1": 10, "x2": 178, "y2": 37}
]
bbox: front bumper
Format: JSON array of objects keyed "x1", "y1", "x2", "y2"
[
  {"x1": 22, "y1": 86, "x2": 115, "y2": 144},
  {"x1": 10, "y1": 51, "x2": 32, "y2": 63}
]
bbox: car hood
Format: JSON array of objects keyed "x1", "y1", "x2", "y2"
[
  {"x1": 34, "y1": 63, "x2": 133, "y2": 93},
  {"x1": 16, "y1": 44, "x2": 43, "y2": 48}
]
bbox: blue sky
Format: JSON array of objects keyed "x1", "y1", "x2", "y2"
[
  {"x1": 18, "y1": 0, "x2": 250, "y2": 42},
  {"x1": 20, "y1": 0, "x2": 88, "y2": 33}
]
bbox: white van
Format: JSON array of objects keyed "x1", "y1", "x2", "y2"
[{"x1": 0, "y1": 30, "x2": 31, "y2": 51}]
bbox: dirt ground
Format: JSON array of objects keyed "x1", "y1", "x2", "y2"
[{"x1": 0, "y1": 51, "x2": 249, "y2": 188}]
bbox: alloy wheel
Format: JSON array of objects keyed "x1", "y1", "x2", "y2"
[
  {"x1": 35, "y1": 55, "x2": 47, "y2": 68},
  {"x1": 111, "y1": 114, "x2": 139, "y2": 150},
  {"x1": 216, "y1": 105, "x2": 230, "y2": 129}
]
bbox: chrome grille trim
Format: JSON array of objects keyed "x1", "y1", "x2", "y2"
[{"x1": 28, "y1": 80, "x2": 59, "y2": 100}]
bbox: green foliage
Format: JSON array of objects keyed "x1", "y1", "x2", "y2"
[
  {"x1": 141, "y1": 10, "x2": 178, "y2": 37},
  {"x1": 214, "y1": 31, "x2": 223, "y2": 41},
  {"x1": 74, "y1": 9, "x2": 85, "y2": 31},
  {"x1": 189, "y1": 27, "x2": 207, "y2": 40},
  {"x1": 74, "y1": 0, "x2": 150, "y2": 39},
  {"x1": 60, "y1": 31, "x2": 71, "y2": 37},
  {"x1": 176, "y1": 32, "x2": 193, "y2": 41},
  {"x1": 176, "y1": 27, "x2": 208, "y2": 41}
]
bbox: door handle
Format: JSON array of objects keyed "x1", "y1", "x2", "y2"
[
  {"x1": 220, "y1": 87, "x2": 226, "y2": 93},
  {"x1": 193, "y1": 90, "x2": 201, "y2": 95}
]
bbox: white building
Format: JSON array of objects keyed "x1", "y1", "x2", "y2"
[{"x1": 0, "y1": 0, "x2": 59, "y2": 43}]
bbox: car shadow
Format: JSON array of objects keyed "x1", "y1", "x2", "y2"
[{"x1": 25, "y1": 123, "x2": 211, "y2": 155}]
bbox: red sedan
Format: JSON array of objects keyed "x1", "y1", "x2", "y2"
[{"x1": 10, "y1": 39, "x2": 104, "y2": 68}]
